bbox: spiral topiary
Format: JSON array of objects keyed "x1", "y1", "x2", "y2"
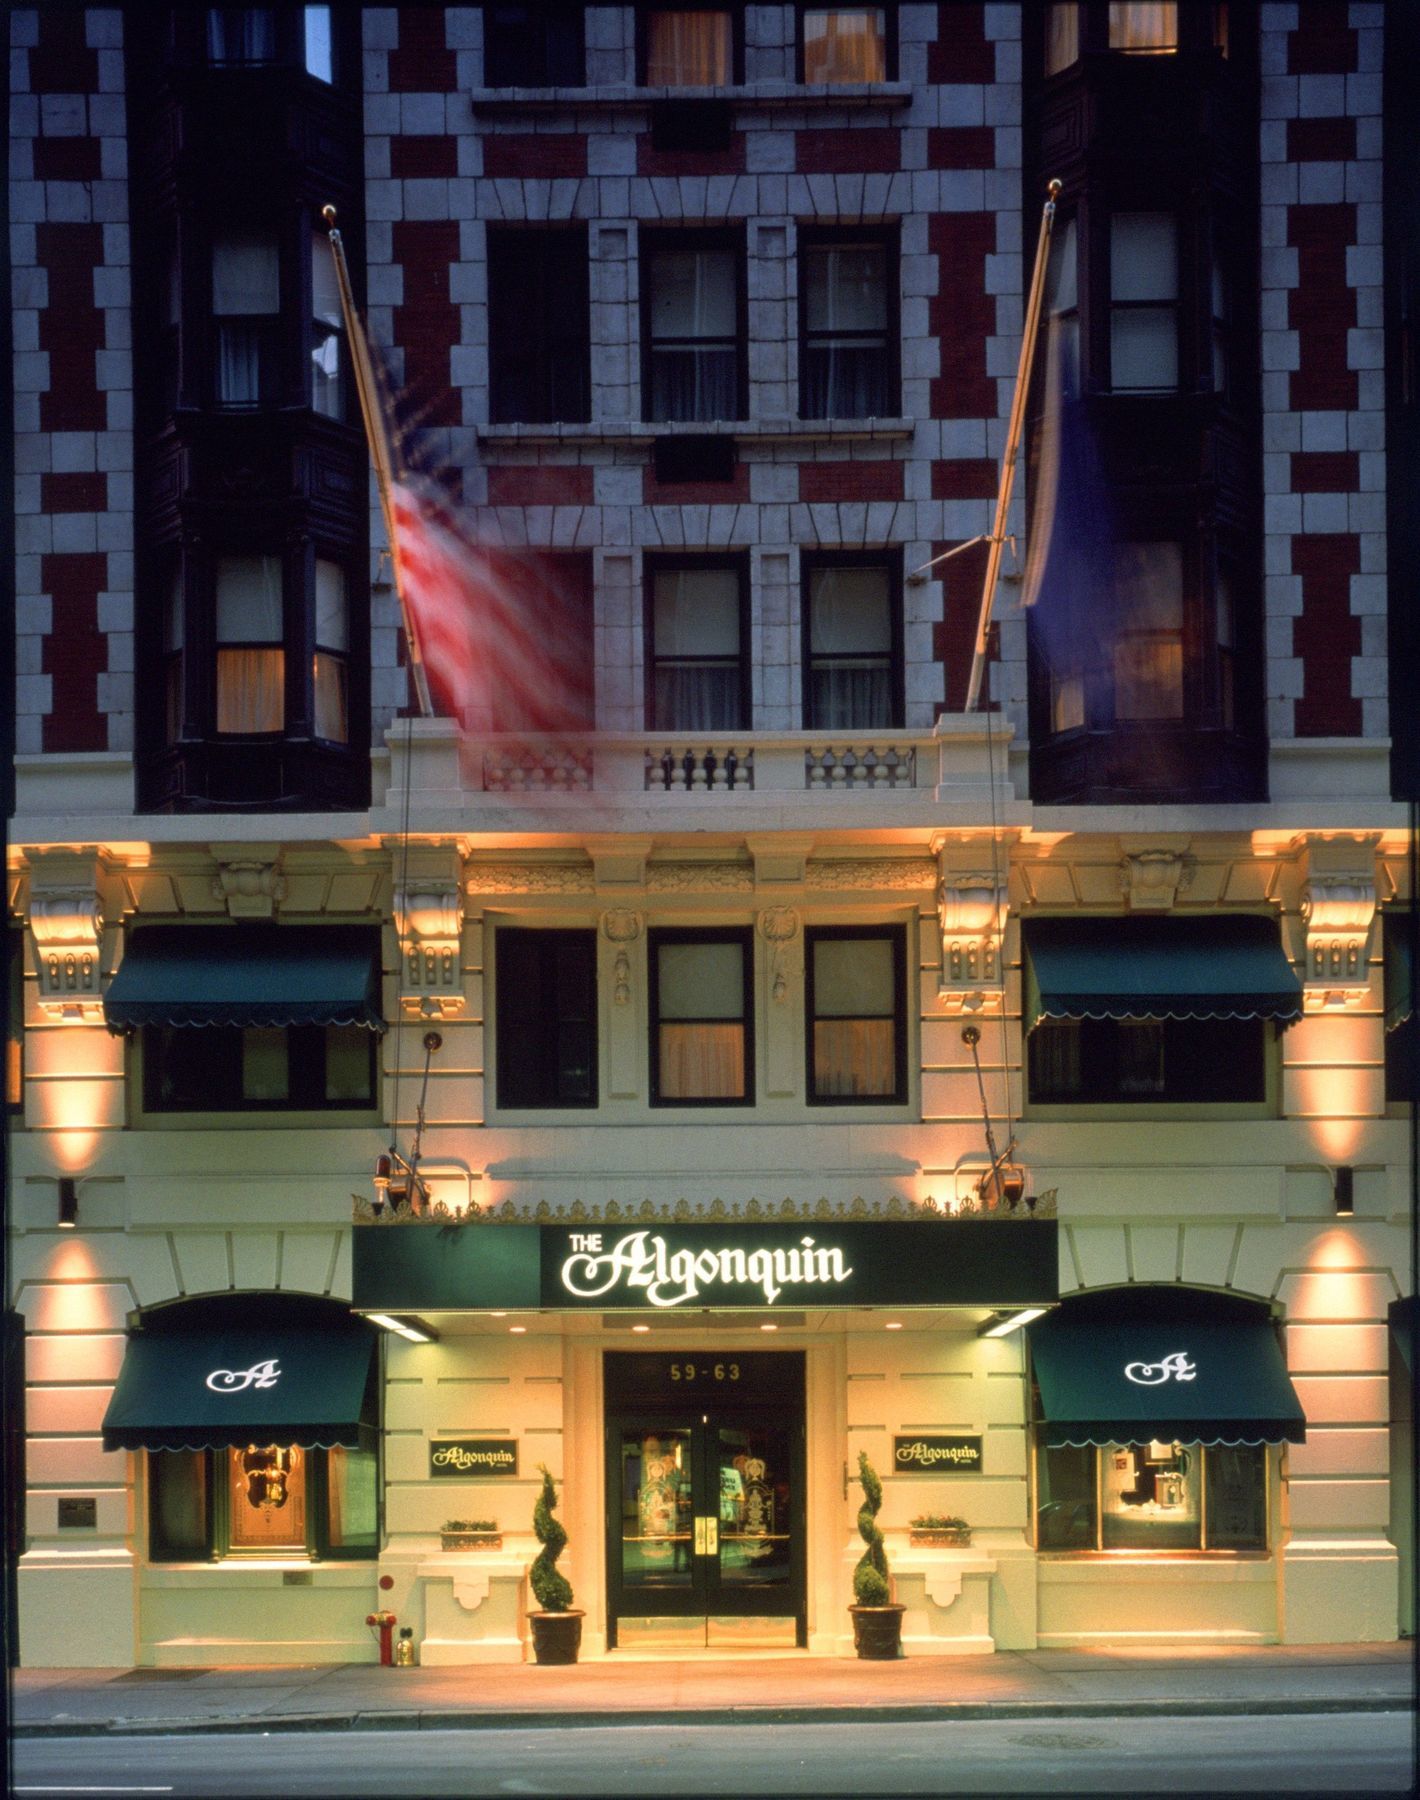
[
  {"x1": 852, "y1": 1450, "x2": 891, "y2": 1607},
  {"x1": 530, "y1": 1463, "x2": 574, "y2": 1613}
]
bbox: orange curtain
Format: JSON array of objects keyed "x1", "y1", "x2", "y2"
[
  {"x1": 812, "y1": 1019, "x2": 895, "y2": 1097},
  {"x1": 216, "y1": 648, "x2": 285, "y2": 734},
  {"x1": 659, "y1": 1023, "x2": 745, "y2": 1099},
  {"x1": 646, "y1": 11, "x2": 731, "y2": 85},
  {"x1": 804, "y1": 10, "x2": 885, "y2": 84},
  {"x1": 1108, "y1": 3, "x2": 1178, "y2": 51}
]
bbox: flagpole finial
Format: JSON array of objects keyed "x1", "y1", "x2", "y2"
[
  {"x1": 1046, "y1": 178, "x2": 1062, "y2": 202},
  {"x1": 322, "y1": 203, "x2": 338, "y2": 229}
]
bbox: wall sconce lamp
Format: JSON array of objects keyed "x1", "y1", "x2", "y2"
[
  {"x1": 57, "y1": 1177, "x2": 79, "y2": 1229},
  {"x1": 366, "y1": 1313, "x2": 440, "y2": 1344},
  {"x1": 1332, "y1": 1165, "x2": 1355, "y2": 1216},
  {"x1": 977, "y1": 1306, "x2": 1048, "y2": 1338}
]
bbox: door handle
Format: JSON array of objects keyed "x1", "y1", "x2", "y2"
[
  {"x1": 694, "y1": 1515, "x2": 707, "y2": 1556},
  {"x1": 693, "y1": 1515, "x2": 719, "y2": 1556}
]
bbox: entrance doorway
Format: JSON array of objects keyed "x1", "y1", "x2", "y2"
[{"x1": 604, "y1": 1351, "x2": 806, "y2": 1650}]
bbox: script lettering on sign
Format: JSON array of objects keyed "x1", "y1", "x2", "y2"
[
  {"x1": 559, "y1": 1230, "x2": 853, "y2": 1309},
  {"x1": 429, "y1": 1439, "x2": 519, "y2": 1478},
  {"x1": 893, "y1": 1435, "x2": 983, "y2": 1473},
  {"x1": 205, "y1": 1358, "x2": 281, "y2": 1394},
  {"x1": 1123, "y1": 1352, "x2": 1197, "y2": 1387}
]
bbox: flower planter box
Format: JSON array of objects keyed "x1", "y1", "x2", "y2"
[
  {"x1": 908, "y1": 1528, "x2": 972, "y2": 1548},
  {"x1": 440, "y1": 1530, "x2": 502, "y2": 1552}
]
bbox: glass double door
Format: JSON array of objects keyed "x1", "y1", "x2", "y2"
[{"x1": 606, "y1": 1402, "x2": 805, "y2": 1649}]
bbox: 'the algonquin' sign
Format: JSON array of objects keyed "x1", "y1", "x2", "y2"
[{"x1": 352, "y1": 1220, "x2": 1059, "y2": 1314}]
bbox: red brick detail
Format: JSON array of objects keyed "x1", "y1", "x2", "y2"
[
  {"x1": 387, "y1": 8, "x2": 457, "y2": 93},
  {"x1": 929, "y1": 213, "x2": 995, "y2": 419},
  {"x1": 483, "y1": 134, "x2": 590, "y2": 179},
  {"x1": 392, "y1": 221, "x2": 460, "y2": 427},
  {"x1": 795, "y1": 129, "x2": 901, "y2": 174},
  {"x1": 39, "y1": 552, "x2": 107, "y2": 753},
  {"x1": 35, "y1": 223, "x2": 104, "y2": 433},
  {"x1": 1287, "y1": 204, "x2": 1358, "y2": 412},
  {"x1": 486, "y1": 465, "x2": 595, "y2": 507},
  {"x1": 926, "y1": 127, "x2": 994, "y2": 171},
  {"x1": 1286, "y1": 118, "x2": 1357, "y2": 163},
  {"x1": 799, "y1": 461, "x2": 904, "y2": 503},
  {"x1": 390, "y1": 136, "x2": 458, "y2": 179},
  {"x1": 41, "y1": 473, "x2": 108, "y2": 513},
  {"x1": 1290, "y1": 452, "x2": 1359, "y2": 494},
  {"x1": 1287, "y1": 10, "x2": 1357, "y2": 75},
  {"x1": 637, "y1": 136, "x2": 747, "y2": 177},
  {"x1": 34, "y1": 137, "x2": 102, "y2": 181},
  {"x1": 1292, "y1": 533, "x2": 1361, "y2": 737},
  {"x1": 643, "y1": 464, "x2": 752, "y2": 505},
  {"x1": 931, "y1": 538, "x2": 993, "y2": 714},
  {"x1": 28, "y1": 9, "x2": 98, "y2": 94},
  {"x1": 931, "y1": 459, "x2": 997, "y2": 500},
  {"x1": 927, "y1": 4, "x2": 994, "y2": 85}
]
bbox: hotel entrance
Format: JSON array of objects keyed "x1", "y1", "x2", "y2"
[{"x1": 604, "y1": 1351, "x2": 806, "y2": 1650}]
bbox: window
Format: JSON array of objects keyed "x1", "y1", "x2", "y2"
[
  {"x1": 801, "y1": 7, "x2": 891, "y2": 83},
  {"x1": 1109, "y1": 214, "x2": 1179, "y2": 392},
  {"x1": 646, "y1": 558, "x2": 748, "y2": 732},
  {"x1": 1043, "y1": 215, "x2": 1079, "y2": 399},
  {"x1": 313, "y1": 560, "x2": 349, "y2": 743},
  {"x1": 149, "y1": 1443, "x2": 377, "y2": 1562},
  {"x1": 495, "y1": 930, "x2": 597, "y2": 1110},
  {"x1": 487, "y1": 227, "x2": 591, "y2": 425},
  {"x1": 650, "y1": 928, "x2": 753, "y2": 1105},
  {"x1": 215, "y1": 555, "x2": 285, "y2": 735},
  {"x1": 1044, "y1": 3, "x2": 1079, "y2": 73},
  {"x1": 643, "y1": 232, "x2": 743, "y2": 423},
  {"x1": 310, "y1": 228, "x2": 344, "y2": 420},
  {"x1": 303, "y1": 5, "x2": 333, "y2": 80},
  {"x1": 1028, "y1": 1015, "x2": 1266, "y2": 1104},
  {"x1": 1113, "y1": 540, "x2": 1183, "y2": 720},
  {"x1": 643, "y1": 9, "x2": 735, "y2": 85},
  {"x1": 799, "y1": 230, "x2": 897, "y2": 419},
  {"x1": 212, "y1": 231, "x2": 280, "y2": 408},
  {"x1": 7, "y1": 930, "x2": 23, "y2": 1112},
  {"x1": 806, "y1": 927, "x2": 906, "y2": 1103},
  {"x1": 206, "y1": 7, "x2": 276, "y2": 64},
  {"x1": 487, "y1": 553, "x2": 596, "y2": 733},
  {"x1": 1036, "y1": 1440, "x2": 1267, "y2": 1551},
  {"x1": 802, "y1": 554, "x2": 901, "y2": 730},
  {"x1": 163, "y1": 569, "x2": 185, "y2": 744},
  {"x1": 1108, "y1": 1, "x2": 1178, "y2": 53},
  {"x1": 144, "y1": 1023, "x2": 377, "y2": 1112},
  {"x1": 1385, "y1": 911, "x2": 1417, "y2": 1105},
  {"x1": 483, "y1": 3, "x2": 586, "y2": 85}
]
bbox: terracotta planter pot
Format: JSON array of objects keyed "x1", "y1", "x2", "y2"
[
  {"x1": 440, "y1": 1532, "x2": 502, "y2": 1551},
  {"x1": 908, "y1": 1528, "x2": 971, "y2": 1548},
  {"x1": 849, "y1": 1603, "x2": 905, "y2": 1660},
  {"x1": 529, "y1": 1608, "x2": 584, "y2": 1665}
]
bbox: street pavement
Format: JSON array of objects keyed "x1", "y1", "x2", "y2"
[{"x1": 10, "y1": 1640, "x2": 1414, "y2": 1738}]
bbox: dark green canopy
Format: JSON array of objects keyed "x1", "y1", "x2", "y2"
[
  {"x1": 104, "y1": 925, "x2": 384, "y2": 1033},
  {"x1": 1384, "y1": 913, "x2": 1413, "y2": 1032},
  {"x1": 1024, "y1": 915, "x2": 1302, "y2": 1029},
  {"x1": 1029, "y1": 1315, "x2": 1306, "y2": 1447}
]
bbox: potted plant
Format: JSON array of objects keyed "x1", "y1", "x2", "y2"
[
  {"x1": 440, "y1": 1518, "x2": 502, "y2": 1551},
  {"x1": 528, "y1": 1464, "x2": 583, "y2": 1664},
  {"x1": 909, "y1": 1514, "x2": 972, "y2": 1548},
  {"x1": 849, "y1": 1451, "x2": 905, "y2": 1659}
]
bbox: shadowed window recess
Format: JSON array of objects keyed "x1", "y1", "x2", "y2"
[
  {"x1": 495, "y1": 929, "x2": 598, "y2": 1110},
  {"x1": 482, "y1": 3, "x2": 586, "y2": 85},
  {"x1": 487, "y1": 226, "x2": 591, "y2": 425}
]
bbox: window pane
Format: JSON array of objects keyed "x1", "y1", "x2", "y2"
[
  {"x1": 313, "y1": 652, "x2": 349, "y2": 742},
  {"x1": 1205, "y1": 1444, "x2": 1266, "y2": 1548},
  {"x1": 312, "y1": 231, "x2": 341, "y2": 326},
  {"x1": 149, "y1": 1450, "x2": 208, "y2": 1559},
  {"x1": 654, "y1": 569, "x2": 740, "y2": 655},
  {"x1": 813, "y1": 937, "x2": 894, "y2": 1016},
  {"x1": 1029, "y1": 1018, "x2": 1082, "y2": 1098},
  {"x1": 218, "y1": 649, "x2": 285, "y2": 733},
  {"x1": 304, "y1": 5, "x2": 333, "y2": 80},
  {"x1": 1045, "y1": 3, "x2": 1079, "y2": 74},
  {"x1": 1114, "y1": 637, "x2": 1184, "y2": 719},
  {"x1": 208, "y1": 8, "x2": 276, "y2": 64},
  {"x1": 1046, "y1": 218, "x2": 1078, "y2": 315},
  {"x1": 8, "y1": 931, "x2": 24, "y2": 1109},
  {"x1": 1108, "y1": 2, "x2": 1178, "y2": 51},
  {"x1": 1037, "y1": 1444, "x2": 1096, "y2": 1548},
  {"x1": 1115, "y1": 1018, "x2": 1165, "y2": 1093},
  {"x1": 805, "y1": 246, "x2": 887, "y2": 333},
  {"x1": 646, "y1": 10, "x2": 731, "y2": 84},
  {"x1": 812, "y1": 1018, "x2": 896, "y2": 1097},
  {"x1": 227, "y1": 1445, "x2": 307, "y2": 1550},
  {"x1": 1116, "y1": 542, "x2": 1183, "y2": 628},
  {"x1": 809, "y1": 566, "x2": 891, "y2": 652},
  {"x1": 1050, "y1": 671, "x2": 1085, "y2": 734},
  {"x1": 651, "y1": 250, "x2": 736, "y2": 339},
  {"x1": 315, "y1": 560, "x2": 348, "y2": 649},
  {"x1": 496, "y1": 930, "x2": 598, "y2": 1109},
  {"x1": 1111, "y1": 215, "x2": 1177, "y2": 301},
  {"x1": 1101, "y1": 1442, "x2": 1201, "y2": 1548},
  {"x1": 213, "y1": 236, "x2": 279, "y2": 315},
  {"x1": 324, "y1": 1024, "x2": 372, "y2": 1102},
  {"x1": 658, "y1": 1023, "x2": 746, "y2": 1098},
  {"x1": 658, "y1": 941, "x2": 744, "y2": 1019},
  {"x1": 242, "y1": 1027, "x2": 289, "y2": 1102},
  {"x1": 325, "y1": 1445, "x2": 378, "y2": 1550},
  {"x1": 804, "y1": 8, "x2": 886, "y2": 82},
  {"x1": 217, "y1": 556, "x2": 283, "y2": 642},
  {"x1": 1111, "y1": 308, "x2": 1178, "y2": 390}
]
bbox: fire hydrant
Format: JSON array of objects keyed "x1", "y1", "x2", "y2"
[{"x1": 366, "y1": 1610, "x2": 397, "y2": 1666}]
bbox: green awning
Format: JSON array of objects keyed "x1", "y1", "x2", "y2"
[
  {"x1": 1384, "y1": 913, "x2": 1413, "y2": 1032},
  {"x1": 1391, "y1": 1294, "x2": 1416, "y2": 1381},
  {"x1": 104, "y1": 925, "x2": 384, "y2": 1033},
  {"x1": 102, "y1": 1317, "x2": 379, "y2": 1453},
  {"x1": 1029, "y1": 1315, "x2": 1307, "y2": 1447},
  {"x1": 1025, "y1": 915, "x2": 1302, "y2": 1029}
]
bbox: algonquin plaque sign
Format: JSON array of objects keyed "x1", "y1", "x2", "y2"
[
  {"x1": 353, "y1": 1219, "x2": 1059, "y2": 1315},
  {"x1": 429, "y1": 1439, "x2": 518, "y2": 1479}
]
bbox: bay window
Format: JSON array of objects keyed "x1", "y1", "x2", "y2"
[
  {"x1": 644, "y1": 232, "x2": 744, "y2": 423},
  {"x1": 802, "y1": 554, "x2": 901, "y2": 730},
  {"x1": 647, "y1": 558, "x2": 748, "y2": 732},
  {"x1": 799, "y1": 229, "x2": 897, "y2": 419},
  {"x1": 212, "y1": 232, "x2": 280, "y2": 409},
  {"x1": 642, "y1": 9, "x2": 735, "y2": 85},
  {"x1": 801, "y1": 7, "x2": 891, "y2": 83},
  {"x1": 650, "y1": 928, "x2": 754, "y2": 1105}
]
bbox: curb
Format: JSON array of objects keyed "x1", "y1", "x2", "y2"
[{"x1": 15, "y1": 1694, "x2": 1413, "y2": 1738}]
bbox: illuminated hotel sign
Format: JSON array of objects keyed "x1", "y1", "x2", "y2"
[
  {"x1": 893, "y1": 1435, "x2": 983, "y2": 1473},
  {"x1": 1124, "y1": 1352, "x2": 1197, "y2": 1386},
  {"x1": 352, "y1": 1219, "x2": 1060, "y2": 1314},
  {"x1": 206, "y1": 1358, "x2": 281, "y2": 1393},
  {"x1": 430, "y1": 1440, "x2": 519, "y2": 1478}
]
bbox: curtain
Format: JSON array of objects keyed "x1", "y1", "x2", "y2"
[
  {"x1": 207, "y1": 8, "x2": 276, "y2": 64},
  {"x1": 649, "y1": 248, "x2": 737, "y2": 419},
  {"x1": 812, "y1": 1019, "x2": 895, "y2": 1097},
  {"x1": 311, "y1": 229, "x2": 343, "y2": 416},
  {"x1": 652, "y1": 567, "x2": 741, "y2": 728},
  {"x1": 1031, "y1": 1019, "x2": 1081, "y2": 1096},
  {"x1": 806, "y1": 664, "x2": 892, "y2": 731},
  {"x1": 646, "y1": 10, "x2": 731, "y2": 85},
  {"x1": 217, "y1": 649, "x2": 285, "y2": 733},
  {"x1": 801, "y1": 345, "x2": 890, "y2": 419},
  {"x1": 803, "y1": 9, "x2": 886, "y2": 84},
  {"x1": 213, "y1": 236, "x2": 279, "y2": 315},
  {"x1": 802, "y1": 246, "x2": 888, "y2": 417},
  {"x1": 658, "y1": 1023, "x2": 745, "y2": 1099},
  {"x1": 1116, "y1": 1019, "x2": 1165, "y2": 1093},
  {"x1": 652, "y1": 665, "x2": 740, "y2": 732},
  {"x1": 313, "y1": 653, "x2": 349, "y2": 742},
  {"x1": 1108, "y1": 2, "x2": 1178, "y2": 51},
  {"x1": 1044, "y1": 3, "x2": 1079, "y2": 75},
  {"x1": 651, "y1": 348, "x2": 738, "y2": 421}
]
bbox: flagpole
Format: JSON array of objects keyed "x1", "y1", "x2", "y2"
[
  {"x1": 963, "y1": 178, "x2": 1062, "y2": 714},
  {"x1": 321, "y1": 205, "x2": 435, "y2": 720}
]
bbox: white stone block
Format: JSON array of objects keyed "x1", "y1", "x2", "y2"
[
  {"x1": 1300, "y1": 411, "x2": 1348, "y2": 451},
  {"x1": 1302, "y1": 493, "x2": 1349, "y2": 534},
  {"x1": 1298, "y1": 161, "x2": 1345, "y2": 205},
  {"x1": 1263, "y1": 414, "x2": 1302, "y2": 452},
  {"x1": 1345, "y1": 73, "x2": 1381, "y2": 116},
  {"x1": 1264, "y1": 494, "x2": 1303, "y2": 535}
]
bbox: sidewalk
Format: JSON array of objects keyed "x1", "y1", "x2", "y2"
[{"x1": 11, "y1": 1642, "x2": 1415, "y2": 1737}]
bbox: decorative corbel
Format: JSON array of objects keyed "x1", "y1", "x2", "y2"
[
  {"x1": 210, "y1": 844, "x2": 286, "y2": 920},
  {"x1": 600, "y1": 908, "x2": 643, "y2": 1007},
  {"x1": 28, "y1": 887, "x2": 105, "y2": 1021},
  {"x1": 393, "y1": 884, "x2": 466, "y2": 1017},
  {"x1": 936, "y1": 872, "x2": 1006, "y2": 1013},
  {"x1": 756, "y1": 907, "x2": 800, "y2": 1003},
  {"x1": 1299, "y1": 836, "x2": 1378, "y2": 1010},
  {"x1": 1118, "y1": 848, "x2": 1195, "y2": 910}
]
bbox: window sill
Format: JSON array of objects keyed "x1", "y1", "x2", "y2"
[
  {"x1": 477, "y1": 418, "x2": 914, "y2": 448},
  {"x1": 469, "y1": 81, "x2": 912, "y2": 112}
]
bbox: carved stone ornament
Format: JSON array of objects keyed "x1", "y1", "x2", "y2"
[
  {"x1": 29, "y1": 889, "x2": 105, "y2": 1020},
  {"x1": 1118, "y1": 850, "x2": 1195, "y2": 910},
  {"x1": 1300, "y1": 875, "x2": 1376, "y2": 1004},
  {"x1": 936, "y1": 873, "x2": 1006, "y2": 1012},
  {"x1": 808, "y1": 859, "x2": 936, "y2": 892},
  {"x1": 756, "y1": 907, "x2": 800, "y2": 1004},
  {"x1": 210, "y1": 852, "x2": 286, "y2": 919},
  {"x1": 466, "y1": 864, "x2": 596, "y2": 896},
  {"x1": 601, "y1": 909, "x2": 643, "y2": 1008},
  {"x1": 393, "y1": 884, "x2": 465, "y2": 1016}
]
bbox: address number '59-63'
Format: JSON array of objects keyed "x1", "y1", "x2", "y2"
[{"x1": 669, "y1": 1363, "x2": 741, "y2": 1382}]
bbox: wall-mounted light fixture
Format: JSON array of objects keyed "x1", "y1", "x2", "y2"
[
  {"x1": 366, "y1": 1313, "x2": 440, "y2": 1344},
  {"x1": 977, "y1": 1306, "x2": 1048, "y2": 1338},
  {"x1": 57, "y1": 1177, "x2": 79, "y2": 1229},
  {"x1": 1332, "y1": 1165, "x2": 1355, "y2": 1216}
]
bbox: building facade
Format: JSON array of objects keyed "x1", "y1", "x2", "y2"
[{"x1": 6, "y1": 2, "x2": 1415, "y2": 1668}]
